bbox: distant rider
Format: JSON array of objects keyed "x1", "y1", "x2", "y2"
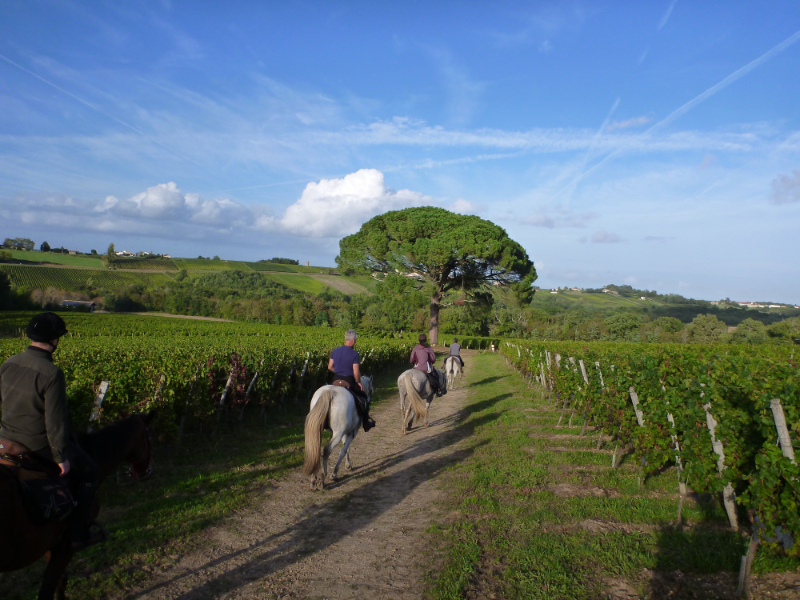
[
  {"x1": 328, "y1": 329, "x2": 376, "y2": 432},
  {"x1": 449, "y1": 337, "x2": 465, "y2": 369},
  {"x1": 410, "y1": 334, "x2": 444, "y2": 396},
  {"x1": 0, "y1": 312, "x2": 106, "y2": 551}
]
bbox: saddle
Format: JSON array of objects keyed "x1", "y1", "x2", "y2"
[
  {"x1": 0, "y1": 438, "x2": 75, "y2": 523},
  {"x1": 331, "y1": 380, "x2": 369, "y2": 414},
  {"x1": 332, "y1": 379, "x2": 350, "y2": 389}
]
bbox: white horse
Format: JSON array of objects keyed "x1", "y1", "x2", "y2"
[
  {"x1": 443, "y1": 355, "x2": 463, "y2": 390},
  {"x1": 397, "y1": 368, "x2": 447, "y2": 435},
  {"x1": 303, "y1": 376, "x2": 374, "y2": 490}
]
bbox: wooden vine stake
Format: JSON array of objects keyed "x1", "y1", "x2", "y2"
[
  {"x1": 578, "y1": 360, "x2": 590, "y2": 435},
  {"x1": 216, "y1": 367, "x2": 236, "y2": 423},
  {"x1": 629, "y1": 387, "x2": 645, "y2": 484},
  {"x1": 87, "y1": 381, "x2": 109, "y2": 433},
  {"x1": 738, "y1": 398, "x2": 796, "y2": 598},
  {"x1": 771, "y1": 398, "x2": 796, "y2": 464},
  {"x1": 240, "y1": 359, "x2": 264, "y2": 421},
  {"x1": 703, "y1": 402, "x2": 738, "y2": 530}
]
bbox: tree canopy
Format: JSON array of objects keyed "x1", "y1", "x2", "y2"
[{"x1": 337, "y1": 207, "x2": 536, "y2": 343}]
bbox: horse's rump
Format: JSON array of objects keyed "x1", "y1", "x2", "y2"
[{"x1": 401, "y1": 371, "x2": 429, "y2": 424}]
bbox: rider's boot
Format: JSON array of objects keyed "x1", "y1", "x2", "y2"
[
  {"x1": 361, "y1": 402, "x2": 376, "y2": 432},
  {"x1": 68, "y1": 482, "x2": 108, "y2": 552}
]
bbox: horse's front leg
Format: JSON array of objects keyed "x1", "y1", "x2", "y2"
[{"x1": 38, "y1": 539, "x2": 73, "y2": 600}]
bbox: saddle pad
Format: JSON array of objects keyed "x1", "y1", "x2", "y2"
[{"x1": 19, "y1": 477, "x2": 75, "y2": 523}]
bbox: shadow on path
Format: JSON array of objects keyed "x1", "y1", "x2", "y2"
[{"x1": 130, "y1": 392, "x2": 509, "y2": 599}]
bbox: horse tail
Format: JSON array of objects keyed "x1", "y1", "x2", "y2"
[
  {"x1": 303, "y1": 389, "x2": 334, "y2": 476},
  {"x1": 403, "y1": 372, "x2": 428, "y2": 424}
]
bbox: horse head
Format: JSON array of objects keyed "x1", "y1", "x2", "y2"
[
  {"x1": 126, "y1": 410, "x2": 156, "y2": 481},
  {"x1": 361, "y1": 375, "x2": 374, "y2": 402}
]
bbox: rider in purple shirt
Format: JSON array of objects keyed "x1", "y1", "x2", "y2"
[{"x1": 328, "y1": 330, "x2": 376, "y2": 432}]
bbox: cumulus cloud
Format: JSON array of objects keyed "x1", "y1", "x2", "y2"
[
  {"x1": 523, "y1": 210, "x2": 598, "y2": 228},
  {"x1": 770, "y1": 170, "x2": 800, "y2": 204},
  {"x1": 590, "y1": 231, "x2": 621, "y2": 243},
  {"x1": 607, "y1": 116, "x2": 652, "y2": 132},
  {"x1": 255, "y1": 169, "x2": 431, "y2": 238},
  {"x1": 449, "y1": 198, "x2": 482, "y2": 214}
]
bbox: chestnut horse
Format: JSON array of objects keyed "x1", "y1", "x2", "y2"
[{"x1": 0, "y1": 411, "x2": 155, "y2": 600}]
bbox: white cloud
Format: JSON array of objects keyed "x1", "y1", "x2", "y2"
[
  {"x1": 591, "y1": 231, "x2": 621, "y2": 243},
  {"x1": 523, "y1": 211, "x2": 598, "y2": 228},
  {"x1": 449, "y1": 198, "x2": 482, "y2": 214},
  {"x1": 255, "y1": 169, "x2": 431, "y2": 238},
  {"x1": 770, "y1": 170, "x2": 800, "y2": 204}
]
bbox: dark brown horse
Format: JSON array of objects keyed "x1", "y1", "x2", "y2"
[{"x1": 0, "y1": 412, "x2": 155, "y2": 600}]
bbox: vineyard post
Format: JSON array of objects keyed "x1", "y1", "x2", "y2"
[
  {"x1": 578, "y1": 360, "x2": 591, "y2": 435},
  {"x1": 87, "y1": 381, "x2": 110, "y2": 433},
  {"x1": 703, "y1": 402, "x2": 738, "y2": 530},
  {"x1": 566, "y1": 357, "x2": 579, "y2": 427},
  {"x1": 629, "y1": 387, "x2": 646, "y2": 485},
  {"x1": 770, "y1": 399, "x2": 796, "y2": 464},
  {"x1": 240, "y1": 359, "x2": 264, "y2": 422},
  {"x1": 216, "y1": 367, "x2": 236, "y2": 424},
  {"x1": 665, "y1": 407, "x2": 687, "y2": 524}
]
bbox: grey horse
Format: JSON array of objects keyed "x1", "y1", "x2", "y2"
[
  {"x1": 397, "y1": 368, "x2": 447, "y2": 435},
  {"x1": 303, "y1": 376, "x2": 374, "y2": 490},
  {"x1": 443, "y1": 355, "x2": 463, "y2": 390}
]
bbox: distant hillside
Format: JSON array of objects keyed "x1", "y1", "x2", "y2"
[{"x1": 532, "y1": 287, "x2": 800, "y2": 326}]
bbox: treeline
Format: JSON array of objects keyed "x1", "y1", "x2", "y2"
[{"x1": 2, "y1": 269, "x2": 797, "y2": 345}]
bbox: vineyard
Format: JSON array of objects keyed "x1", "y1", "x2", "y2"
[
  {"x1": 110, "y1": 258, "x2": 179, "y2": 271},
  {"x1": 502, "y1": 340, "x2": 800, "y2": 573},
  {"x1": 0, "y1": 265, "x2": 174, "y2": 291},
  {"x1": 0, "y1": 314, "x2": 414, "y2": 440}
]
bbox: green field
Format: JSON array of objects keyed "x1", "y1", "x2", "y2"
[
  {"x1": 0, "y1": 265, "x2": 173, "y2": 291},
  {"x1": 111, "y1": 258, "x2": 179, "y2": 271},
  {"x1": 261, "y1": 272, "x2": 329, "y2": 294},
  {"x1": 5, "y1": 249, "x2": 104, "y2": 268},
  {"x1": 172, "y1": 258, "x2": 254, "y2": 271},
  {"x1": 244, "y1": 261, "x2": 295, "y2": 272}
]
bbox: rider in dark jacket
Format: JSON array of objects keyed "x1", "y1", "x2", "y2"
[
  {"x1": 0, "y1": 313, "x2": 106, "y2": 551},
  {"x1": 328, "y1": 329, "x2": 376, "y2": 432}
]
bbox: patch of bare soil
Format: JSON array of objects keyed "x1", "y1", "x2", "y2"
[
  {"x1": 603, "y1": 569, "x2": 800, "y2": 600},
  {"x1": 128, "y1": 373, "x2": 474, "y2": 599}
]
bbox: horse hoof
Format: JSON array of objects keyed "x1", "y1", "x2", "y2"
[
  {"x1": 346, "y1": 464, "x2": 353, "y2": 471},
  {"x1": 331, "y1": 473, "x2": 339, "y2": 481}
]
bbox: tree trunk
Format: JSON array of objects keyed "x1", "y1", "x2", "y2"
[{"x1": 429, "y1": 290, "x2": 441, "y2": 346}]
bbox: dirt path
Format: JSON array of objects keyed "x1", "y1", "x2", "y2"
[{"x1": 130, "y1": 357, "x2": 476, "y2": 599}]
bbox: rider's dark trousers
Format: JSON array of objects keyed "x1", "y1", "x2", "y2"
[{"x1": 336, "y1": 375, "x2": 371, "y2": 422}]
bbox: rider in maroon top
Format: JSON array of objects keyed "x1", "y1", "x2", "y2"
[{"x1": 410, "y1": 334, "x2": 444, "y2": 396}]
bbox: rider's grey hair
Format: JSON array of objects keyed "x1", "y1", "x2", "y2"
[{"x1": 345, "y1": 329, "x2": 358, "y2": 342}]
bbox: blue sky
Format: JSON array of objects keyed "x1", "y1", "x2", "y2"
[{"x1": 1, "y1": 1, "x2": 799, "y2": 302}]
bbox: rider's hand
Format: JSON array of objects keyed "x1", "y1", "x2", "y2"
[
  {"x1": 58, "y1": 460, "x2": 70, "y2": 476},
  {"x1": 358, "y1": 383, "x2": 364, "y2": 391}
]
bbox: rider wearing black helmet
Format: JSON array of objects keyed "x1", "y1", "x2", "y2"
[{"x1": 0, "y1": 312, "x2": 106, "y2": 551}]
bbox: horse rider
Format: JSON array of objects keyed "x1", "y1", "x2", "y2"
[
  {"x1": 410, "y1": 334, "x2": 444, "y2": 396},
  {"x1": 0, "y1": 312, "x2": 106, "y2": 551},
  {"x1": 449, "y1": 337, "x2": 465, "y2": 369},
  {"x1": 328, "y1": 329, "x2": 376, "y2": 432}
]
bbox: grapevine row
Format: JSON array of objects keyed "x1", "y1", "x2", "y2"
[{"x1": 502, "y1": 340, "x2": 799, "y2": 558}]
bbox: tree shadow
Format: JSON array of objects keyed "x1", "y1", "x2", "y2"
[{"x1": 470, "y1": 375, "x2": 508, "y2": 387}]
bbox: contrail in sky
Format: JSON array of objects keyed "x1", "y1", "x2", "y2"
[
  {"x1": 0, "y1": 52, "x2": 203, "y2": 167},
  {"x1": 553, "y1": 97, "x2": 620, "y2": 204},
  {"x1": 659, "y1": 0, "x2": 678, "y2": 29},
  {"x1": 567, "y1": 28, "x2": 800, "y2": 192}
]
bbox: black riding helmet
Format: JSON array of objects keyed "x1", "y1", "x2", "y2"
[{"x1": 26, "y1": 312, "x2": 69, "y2": 342}]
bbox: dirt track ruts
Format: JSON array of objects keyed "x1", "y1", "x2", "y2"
[{"x1": 129, "y1": 357, "x2": 475, "y2": 600}]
